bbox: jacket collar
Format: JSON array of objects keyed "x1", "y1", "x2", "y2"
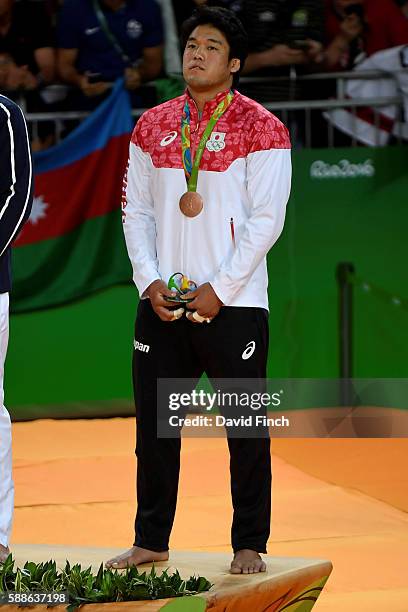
[{"x1": 184, "y1": 87, "x2": 234, "y2": 124}]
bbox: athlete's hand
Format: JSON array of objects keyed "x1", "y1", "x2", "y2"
[
  {"x1": 183, "y1": 282, "x2": 223, "y2": 323},
  {"x1": 146, "y1": 279, "x2": 184, "y2": 322}
]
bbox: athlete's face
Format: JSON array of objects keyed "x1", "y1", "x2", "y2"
[{"x1": 183, "y1": 25, "x2": 240, "y2": 93}]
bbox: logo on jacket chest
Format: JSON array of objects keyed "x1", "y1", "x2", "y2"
[
  {"x1": 159, "y1": 130, "x2": 226, "y2": 152},
  {"x1": 206, "y1": 132, "x2": 226, "y2": 152},
  {"x1": 160, "y1": 131, "x2": 178, "y2": 147}
]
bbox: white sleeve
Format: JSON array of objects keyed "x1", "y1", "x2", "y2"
[
  {"x1": 122, "y1": 141, "x2": 161, "y2": 297},
  {"x1": 211, "y1": 148, "x2": 292, "y2": 305}
]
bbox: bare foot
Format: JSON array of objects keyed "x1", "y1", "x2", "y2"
[
  {"x1": 0, "y1": 544, "x2": 10, "y2": 563},
  {"x1": 105, "y1": 546, "x2": 169, "y2": 569},
  {"x1": 230, "y1": 549, "x2": 266, "y2": 574}
]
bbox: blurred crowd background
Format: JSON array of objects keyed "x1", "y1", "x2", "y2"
[{"x1": 1, "y1": 0, "x2": 408, "y2": 149}]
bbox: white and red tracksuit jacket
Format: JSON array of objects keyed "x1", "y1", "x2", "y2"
[{"x1": 122, "y1": 88, "x2": 292, "y2": 310}]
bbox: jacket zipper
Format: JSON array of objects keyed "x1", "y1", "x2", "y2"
[{"x1": 230, "y1": 217, "x2": 236, "y2": 248}]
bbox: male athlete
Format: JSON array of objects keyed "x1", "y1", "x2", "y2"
[
  {"x1": 0, "y1": 95, "x2": 33, "y2": 562},
  {"x1": 107, "y1": 7, "x2": 291, "y2": 574}
]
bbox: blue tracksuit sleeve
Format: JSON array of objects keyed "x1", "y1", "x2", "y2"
[{"x1": 0, "y1": 96, "x2": 33, "y2": 259}]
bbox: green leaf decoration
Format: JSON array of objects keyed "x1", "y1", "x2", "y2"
[{"x1": 0, "y1": 556, "x2": 212, "y2": 611}]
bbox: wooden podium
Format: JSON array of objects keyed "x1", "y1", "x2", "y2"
[{"x1": 4, "y1": 545, "x2": 332, "y2": 611}]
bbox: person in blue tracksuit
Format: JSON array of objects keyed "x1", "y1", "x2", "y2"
[{"x1": 0, "y1": 94, "x2": 33, "y2": 562}]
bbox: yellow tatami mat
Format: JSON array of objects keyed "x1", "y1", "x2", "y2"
[{"x1": 10, "y1": 418, "x2": 408, "y2": 611}]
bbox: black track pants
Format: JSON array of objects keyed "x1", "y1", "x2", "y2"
[{"x1": 132, "y1": 300, "x2": 271, "y2": 553}]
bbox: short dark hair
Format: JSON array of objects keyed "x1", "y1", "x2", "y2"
[{"x1": 180, "y1": 6, "x2": 248, "y2": 88}]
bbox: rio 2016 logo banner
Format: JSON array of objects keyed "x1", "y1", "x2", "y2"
[{"x1": 310, "y1": 159, "x2": 375, "y2": 179}]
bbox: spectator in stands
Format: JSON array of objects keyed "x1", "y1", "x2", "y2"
[
  {"x1": 57, "y1": 0, "x2": 164, "y2": 108},
  {"x1": 311, "y1": 0, "x2": 408, "y2": 147},
  {"x1": 323, "y1": 0, "x2": 408, "y2": 70},
  {"x1": 235, "y1": 1, "x2": 325, "y2": 101},
  {"x1": 0, "y1": 0, "x2": 57, "y2": 149},
  {"x1": 0, "y1": 0, "x2": 56, "y2": 91}
]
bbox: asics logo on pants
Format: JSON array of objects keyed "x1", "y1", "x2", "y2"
[{"x1": 242, "y1": 340, "x2": 256, "y2": 360}]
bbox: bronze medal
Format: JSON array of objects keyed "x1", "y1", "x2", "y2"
[{"x1": 179, "y1": 192, "x2": 203, "y2": 218}]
